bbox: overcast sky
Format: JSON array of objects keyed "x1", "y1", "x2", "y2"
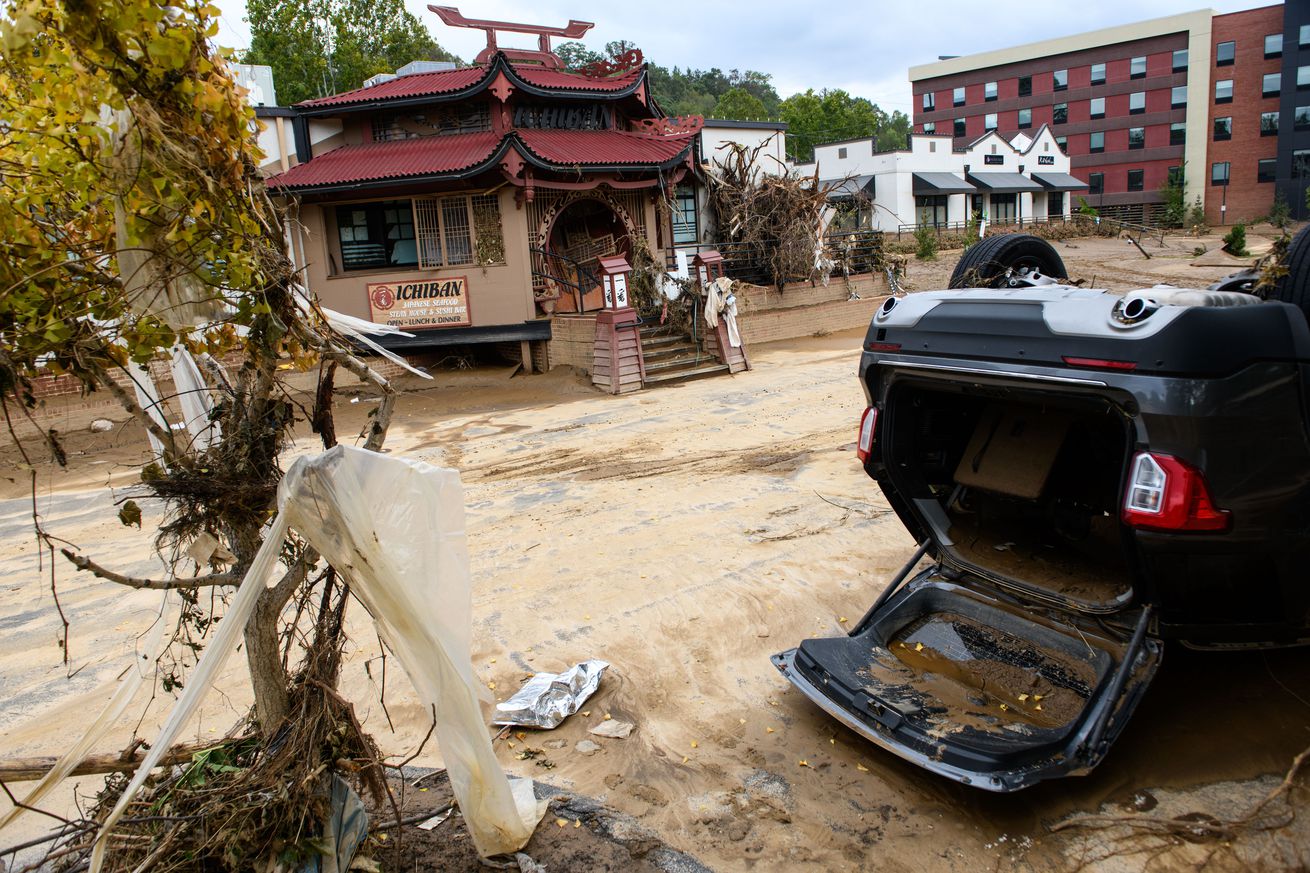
[{"x1": 213, "y1": 0, "x2": 1276, "y2": 112}]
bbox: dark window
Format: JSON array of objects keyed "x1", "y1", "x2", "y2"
[
  {"x1": 984, "y1": 81, "x2": 997, "y2": 101},
  {"x1": 1215, "y1": 79, "x2": 1233, "y2": 103},
  {"x1": 1168, "y1": 165, "x2": 1183, "y2": 186},
  {"x1": 673, "y1": 185, "x2": 698, "y2": 244},
  {"x1": 837, "y1": 147, "x2": 848, "y2": 159},
  {"x1": 954, "y1": 86, "x2": 966, "y2": 106},
  {"x1": 1089, "y1": 131, "x2": 1105, "y2": 153},
  {"x1": 1018, "y1": 108, "x2": 1032, "y2": 128},
  {"x1": 1090, "y1": 62, "x2": 1106, "y2": 84},
  {"x1": 984, "y1": 113, "x2": 997, "y2": 131},
  {"x1": 915, "y1": 195, "x2": 949, "y2": 227},
  {"x1": 1170, "y1": 122, "x2": 1186, "y2": 145},
  {"x1": 1053, "y1": 102, "x2": 1067, "y2": 124},
  {"x1": 1055, "y1": 136, "x2": 1067, "y2": 152},
  {"x1": 1171, "y1": 86, "x2": 1187, "y2": 108},
  {"x1": 1211, "y1": 161, "x2": 1230, "y2": 186},
  {"x1": 990, "y1": 193, "x2": 1017, "y2": 222},
  {"x1": 1127, "y1": 169, "x2": 1144, "y2": 191},
  {"x1": 1172, "y1": 49, "x2": 1188, "y2": 72},
  {"x1": 1265, "y1": 33, "x2": 1283, "y2": 58},
  {"x1": 1128, "y1": 127, "x2": 1145, "y2": 150},
  {"x1": 1296, "y1": 149, "x2": 1310, "y2": 178},
  {"x1": 923, "y1": 121, "x2": 936, "y2": 134},
  {"x1": 1258, "y1": 159, "x2": 1277, "y2": 183},
  {"x1": 1297, "y1": 106, "x2": 1310, "y2": 130},
  {"x1": 336, "y1": 200, "x2": 416, "y2": 271},
  {"x1": 954, "y1": 117, "x2": 967, "y2": 137},
  {"x1": 1216, "y1": 41, "x2": 1235, "y2": 66},
  {"x1": 1089, "y1": 172, "x2": 1104, "y2": 195},
  {"x1": 1089, "y1": 97, "x2": 1105, "y2": 119},
  {"x1": 1130, "y1": 56, "x2": 1146, "y2": 78},
  {"x1": 1264, "y1": 73, "x2": 1281, "y2": 98},
  {"x1": 1262, "y1": 111, "x2": 1279, "y2": 136},
  {"x1": 1018, "y1": 76, "x2": 1032, "y2": 97},
  {"x1": 1214, "y1": 116, "x2": 1232, "y2": 140},
  {"x1": 1129, "y1": 91, "x2": 1146, "y2": 114},
  {"x1": 1053, "y1": 69, "x2": 1068, "y2": 91},
  {"x1": 922, "y1": 91, "x2": 935, "y2": 111}
]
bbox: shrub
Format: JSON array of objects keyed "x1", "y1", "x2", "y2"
[
  {"x1": 1077, "y1": 197, "x2": 1098, "y2": 217},
  {"x1": 1269, "y1": 190, "x2": 1291, "y2": 229},
  {"x1": 1187, "y1": 196, "x2": 1206, "y2": 232},
  {"x1": 1222, "y1": 222, "x2": 1249, "y2": 257},
  {"x1": 963, "y1": 211, "x2": 980, "y2": 248},
  {"x1": 1159, "y1": 167, "x2": 1186, "y2": 228},
  {"x1": 914, "y1": 224, "x2": 939, "y2": 260}
]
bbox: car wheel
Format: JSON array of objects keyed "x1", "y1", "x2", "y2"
[
  {"x1": 1264, "y1": 223, "x2": 1310, "y2": 320},
  {"x1": 949, "y1": 234, "x2": 1068, "y2": 289}
]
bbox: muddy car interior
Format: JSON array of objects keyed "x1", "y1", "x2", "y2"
[{"x1": 881, "y1": 380, "x2": 1134, "y2": 612}]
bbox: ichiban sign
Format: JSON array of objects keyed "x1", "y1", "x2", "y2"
[{"x1": 366, "y1": 277, "x2": 471, "y2": 329}]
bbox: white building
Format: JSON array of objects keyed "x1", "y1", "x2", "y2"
[{"x1": 794, "y1": 125, "x2": 1086, "y2": 232}]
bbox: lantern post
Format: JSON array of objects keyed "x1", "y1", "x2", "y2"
[
  {"x1": 591, "y1": 254, "x2": 647, "y2": 393},
  {"x1": 692, "y1": 250, "x2": 750, "y2": 373}
]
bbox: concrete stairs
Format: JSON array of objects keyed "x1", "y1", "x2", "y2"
[{"x1": 638, "y1": 322, "x2": 731, "y2": 387}]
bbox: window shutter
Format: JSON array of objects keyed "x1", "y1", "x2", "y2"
[{"x1": 414, "y1": 198, "x2": 443, "y2": 268}]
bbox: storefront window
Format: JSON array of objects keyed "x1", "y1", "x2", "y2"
[
  {"x1": 990, "y1": 194, "x2": 1017, "y2": 223},
  {"x1": 915, "y1": 195, "x2": 948, "y2": 227},
  {"x1": 1047, "y1": 192, "x2": 1064, "y2": 217}
]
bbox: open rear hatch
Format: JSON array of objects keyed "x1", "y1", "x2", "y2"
[{"x1": 775, "y1": 376, "x2": 1162, "y2": 790}]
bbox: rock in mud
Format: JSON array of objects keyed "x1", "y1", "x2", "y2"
[{"x1": 576, "y1": 739, "x2": 601, "y2": 756}]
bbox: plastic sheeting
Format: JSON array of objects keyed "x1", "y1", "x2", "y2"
[{"x1": 89, "y1": 446, "x2": 543, "y2": 870}]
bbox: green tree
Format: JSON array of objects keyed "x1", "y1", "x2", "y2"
[
  {"x1": 780, "y1": 89, "x2": 889, "y2": 162},
  {"x1": 713, "y1": 86, "x2": 768, "y2": 119},
  {"x1": 242, "y1": 0, "x2": 460, "y2": 104},
  {"x1": 1159, "y1": 164, "x2": 1186, "y2": 227},
  {"x1": 555, "y1": 40, "x2": 602, "y2": 70}
]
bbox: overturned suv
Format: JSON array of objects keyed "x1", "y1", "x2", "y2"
[{"x1": 774, "y1": 230, "x2": 1310, "y2": 791}]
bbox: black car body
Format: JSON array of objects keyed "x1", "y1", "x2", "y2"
[{"x1": 775, "y1": 280, "x2": 1310, "y2": 791}]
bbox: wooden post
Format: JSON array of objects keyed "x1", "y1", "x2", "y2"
[{"x1": 591, "y1": 255, "x2": 645, "y2": 394}]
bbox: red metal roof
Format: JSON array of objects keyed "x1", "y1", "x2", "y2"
[
  {"x1": 299, "y1": 66, "x2": 488, "y2": 108},
  {"x1": 266, "y1": 131, "x2": 503, "y2": 189},
  {"x1": 516, "y1": 128, "x2": 692, "y2": 166},
  {"x1": 297, "y1": 59, "x2": 643, "y2": 109}
]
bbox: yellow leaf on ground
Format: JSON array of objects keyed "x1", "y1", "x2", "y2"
[
  {"x1": 798, "y1": 760, "x2": 809, "y2": 767},
  {"x1": 556, "y1": 818, "x2": 568, "y2": 828},
  {"x1": 856, "y1": 763, "x2": 870, "y2": 772}
]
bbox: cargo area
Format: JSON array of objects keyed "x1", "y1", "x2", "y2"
[{"x1": 881, "y1": 381, "x2": 1134, "y2": 611}]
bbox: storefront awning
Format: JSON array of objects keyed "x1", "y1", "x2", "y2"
[
  {"x1": 823, "y1": 175, "x2": 875, "y2": 199},
  {"x1": 911, "y1": 172, "x2": 975, "y2": 194},
  {"x1": 965, "y1": 172, "x2": 1044, "y2": 193},
  {"x1": 1031, "y1": 171, "x2": 1088, "y2": 191}
]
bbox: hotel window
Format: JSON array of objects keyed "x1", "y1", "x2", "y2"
[
  {"x1": 1130, "y1": 56, "x2": 1146, "y2": 78},
  {"x1": 1297, "y1": 150, "x2": 1310, "y2": 177},
  {"x1": 1127, "y1": 169, "x2": 1144, "y2": 191},
  {"x1": 1264, "y1": 73, "x2": 1282, "y2": 98},
  {"x1": 1215, "y1": 79, "x2": 1233, "y2": 103},
  {"x1": 1171, "y1": 86, "x2": 1187, "y2": 108},
  {"x1": 954, "y1": 86, "x2": 966, "y2": 106},
  {"x1": 1089, "y1": 131, "x2": 1105, "y2": 153},
  {"x1": 335, "y1": 200, "x2": 417, "y2": 271},
  {"x1": 1299, "y1": 66, "x2": 1310, "y2": 88},
  {"x1": 1214, "y1": 116, "x2": 1232, "y2": 140},
  {"x1": 1258, "y1": 159, "x2": 1277, "y2": 183},
  {"x1": 672, "y1": 185, "x2": 698, "y2": 244},
  {"x1": 1303, "y1": 24, "x2": 1310, "y2": 47},
  {"x1": 1168, "y1": 166, "x2": 1183, "y2": 186},
  {"x1": 923, "y1": 91, "x2": 935, "y2": 111},
  {"x1": 923, "y1": 121, "x2": 936, "y2": 134},
  {"x1": 984, "y1": 113, "x2": 997, "y2": 131},
  {"x1": 1172, "y1": 49, "x2": 1188, "y2": 72},
  {"x1": 1018, "y1": 75, "x2": 1032, "y2": 97},
  {"x1": 1297, "y1": 106, "x2": 1310, "y2": 130},
  {"x1": 1018, "y1": 107, "x2": 1032, "y2": 128},
  {"x1": 1262, "y1": 111, "x2": 1279, "y2": 135},
  {"x1": 1055, "y1": 135, "x2": 1067, "y2": 152},
  {"x1": 984, "y1": 81, "x2": 997, "y2": 101},
  {"x1": 1053, "y1": 102, "x2": 1067, "y2": 124},
  {"x1": 1129, "y1": 91, "x2": 1146, "y2": 114},
  {"x1": 1170, "y1": 122, "x2": 1186, "y2": 145},
  {"x1": 1090, "y1": 97, "x2": 1105, "y2": 119},
  {"x1": 1090, "y1": 62, "x2": 1106, "y2": 84},
  {"x1": 1266, "y1": 33, "x2": 1283, "y2": 58},
  {"x1": 1211, "y1": 161, "x2": 1230, "y2": 186},
  {"x1": 1128, "y1": 127, "x2": 1145, "y2": 150},
  {"x1": 1216, "y1": 41, "x2": 1235, "y2": 66},
  {"x1": 954, "y1": 117, "x2": 967, "y2": 137},
  {"x1": 1088, "y1": 172, "x2": 1104, "y2": 195},
  {"x1": 1053, "y1": 69, "x2": 1068, "y2": 91}
]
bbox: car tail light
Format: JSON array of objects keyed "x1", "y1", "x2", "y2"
[
  {"x1": 856, "y1": 407, "x2": 879, "y2": 462},
  {"x1": 1122, "y1": 451, "x2": 1229, "y2": 532},
  {"x1": 1062, "y1": 356, "x2": 1137, "y2": 371}
]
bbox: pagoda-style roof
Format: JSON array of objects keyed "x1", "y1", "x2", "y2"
[
  {"x1": 296, "y1": 53, "x2": 647, "y2": 114},
  {"x1": 267, "y1": 127, "x2": 696, "y2": 193}
]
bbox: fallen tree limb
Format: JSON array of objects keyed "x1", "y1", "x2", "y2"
[
  {"x1": 61, "y1": 548, "x2": 236, "y2": 590},
  {"x1": 0, "y1": 742, "x2": 213, "y2": 783}
]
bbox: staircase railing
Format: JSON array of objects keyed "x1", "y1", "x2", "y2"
[{"x1": 530, "y1": 247, "x2": 601, "y2": 312}]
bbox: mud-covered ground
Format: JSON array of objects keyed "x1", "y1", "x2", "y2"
[{"x1": 2, "y1": 229, "x2": 1308, "y2": 871}]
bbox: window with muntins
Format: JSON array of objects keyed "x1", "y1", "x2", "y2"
[
  {"x1": 1216, "y1": 41, "x2": 1235, "y2": 66},
  {"x1": 414, "y1": 193, "x2": 505, "y2": 269},
  {"x1": 1127, "y1": 169, "x2": 1144, "y2": 191},
  {"x1": 915, "y1": 195, "x2": 949, "y2": 227},
  {"x1": 336, "y1": 200, "x2": 416, "y2": 271}
]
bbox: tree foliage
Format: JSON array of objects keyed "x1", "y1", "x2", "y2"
[
  {"x1": 241, "y1": 0, "x2": 460, "y2": 105},
  {"x1": 780, "y1": 88, "x2": 911, "y2": 162},
  {"x1": 713, "y1": 87, "x2": 768, "y2": 120}
]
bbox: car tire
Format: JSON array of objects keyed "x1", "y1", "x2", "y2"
[
  {"x1": 949, "y1": 234, "x2": 1068, "y2": 289},
  {"x1": 1264, "y1": 223, "x2": 1310, "y2": 320}
]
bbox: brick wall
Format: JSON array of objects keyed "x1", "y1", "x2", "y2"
[
  {"x1": 735, "y1": 273, "x2": 888, "y2": 345},
  {"x1": 546, "y1": 314, "x2": 599, "y2": 371},
  {"x1": 1208, "y1": 6, "x2": 1284, "y2": 224}
]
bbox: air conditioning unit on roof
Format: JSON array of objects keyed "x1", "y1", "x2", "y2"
[
  {"x1": 396, "y1": 61, "x2": 457, "y2": 77},
  {"x1": 362, "y1": 73, "x2": 397, "y2": 89}
]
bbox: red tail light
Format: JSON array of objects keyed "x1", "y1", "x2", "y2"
[
  {"x1": 856, "y1": 407, "x2": 878, "y2": 463},
  {"x1": 1063, "y1": 356, "x2": 1137, "y2": 371},
  {"x1": 1122, "y1": 451, "x2": 1229, "y2": 532}
]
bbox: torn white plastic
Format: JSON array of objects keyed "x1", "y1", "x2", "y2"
[
  {"x1": 89, "y1": 446, "x2": 543, "y2": 869},
  {"x1": 291, "y1": 284, "x2": 432, "y2": 380},
  {"x1": 169, "y1": 345, "x2": 220, "y2": 451},
  {"x1": 0, "y1": 593, "x2": 171, "y2": 834}
]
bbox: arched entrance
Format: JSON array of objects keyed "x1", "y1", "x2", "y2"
[{"x1": 535, "y1": 193, "x2": 638, "y2": 313}]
